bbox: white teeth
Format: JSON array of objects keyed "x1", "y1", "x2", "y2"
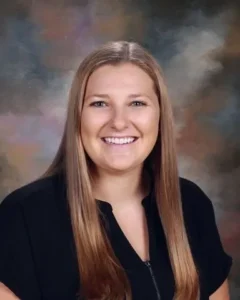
[{"x1": 103, "y1": 137, "x2": 135, "y2": 144}]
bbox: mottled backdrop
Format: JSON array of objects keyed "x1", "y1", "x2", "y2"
[{"x1": 0, "y1": 0, "x2": 239, "y2": 298}]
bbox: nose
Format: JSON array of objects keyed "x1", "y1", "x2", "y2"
[{"x1": 110, "y1": 107, "x2": 129, "y2": 131}]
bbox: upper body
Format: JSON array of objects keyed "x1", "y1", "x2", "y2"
[
  {"x1": 0, "y1": 41, "x2": 232, "y2": 300},
  {"x1": 0, "y1": 173, "x2": 232, "y2": 300}
]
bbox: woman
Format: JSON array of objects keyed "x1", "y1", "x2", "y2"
[{"x1": 0, "y1": 41, "x2": 232, "y2": 300}]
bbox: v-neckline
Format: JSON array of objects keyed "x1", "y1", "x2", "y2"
[
  {"x1": 111, "y1": 208, "x2": 150, "y2": 263},
  {"x1": 97, "y1": 193, "x2": 154, "y2": 265}
]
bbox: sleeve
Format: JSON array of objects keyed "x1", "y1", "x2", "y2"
[
  {"x1": 0, "y1": 195, "x2": 41, "y2": 300},
  {"x1": 188, "y1": 181, "x2": 233, "y2": 296}
]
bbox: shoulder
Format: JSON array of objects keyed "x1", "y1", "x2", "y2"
[
  {"x1": 0, "y1": 174, "x2": 62, "y2": 216},
  {"x1": 179, "y1": 178, "x2": 232, "y2": 296},
  {"x1": 0, "y1": 173, "x2": 66, "y2": 249},
  {"x1": 179, "y1": 177, "x2": 209, "y2": 201},
  {"x1": 0, "y1": 174, "x2": 66, "y2": 299},
  {"x1": 178, "y1": 177, "x2": 215, "y2": 245},
  {"x1": 179, "y1": 177, "x2": 213, "y2": 216}
]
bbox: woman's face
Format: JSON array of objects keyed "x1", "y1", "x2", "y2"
[{"x1": 81, "y1": 63, "x2": 160, "y2": 174}]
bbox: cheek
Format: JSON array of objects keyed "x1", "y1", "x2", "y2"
[
  {"x1": 80, "y1": 115, "x2": 90, "y2": 140},
  {"x1": 80, "y1": 110, "x2": 108, "y2": 138},
  {"x1": 135, "y1": 111, "x2": 160, "y2": 135}
]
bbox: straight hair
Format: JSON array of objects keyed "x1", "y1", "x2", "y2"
[{"x1": 43, "y1": 41, "x2": 200, "y2": 300}]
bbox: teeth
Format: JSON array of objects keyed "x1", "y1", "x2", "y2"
[{"x1": 104, "y1": 137, "x2": 135, "y2": 144}]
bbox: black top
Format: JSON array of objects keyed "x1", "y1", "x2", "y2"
[{"x1": 0, "y1": 174, "x2": 232, "y2": 300}]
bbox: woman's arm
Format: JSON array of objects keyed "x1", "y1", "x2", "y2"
[
  {"x1": 0, "y1": 283, "x2": 20, "y2": 299},
  {"x1": 209, "y1": 279, "x2": 230, "y2": 300}
]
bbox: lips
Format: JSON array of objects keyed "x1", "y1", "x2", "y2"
[{"x1": 102, "y1": 137, "x2": 138, "y2": 145}]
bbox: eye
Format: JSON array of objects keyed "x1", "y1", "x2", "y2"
[
  {"x1": 131, "y1": 100, "x2": 147, "y2": 106},
  {"x1": 90, "y1": 101, "x2": 107, "y2": 107}
]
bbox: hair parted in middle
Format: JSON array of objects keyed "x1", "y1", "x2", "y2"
[{"x1": 44, "y1": 41, "x2": 200, "y2": 300}]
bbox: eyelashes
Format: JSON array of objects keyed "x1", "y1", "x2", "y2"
[
  {"x1": 89, "y1": 100, "x2": 147, "y2": 107},
  {"x1": 131, "y1": 101, "x2": 147, "y2": 106},
  {"x1": 89, "y1": 101, "x2": 107, "y2": 107}
]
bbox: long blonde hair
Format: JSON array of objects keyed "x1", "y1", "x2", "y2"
[{"x1": 43, "y1": 41, "x2": 199, "y2": 300}]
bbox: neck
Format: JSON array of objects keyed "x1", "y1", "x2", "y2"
[{"x1": 92, "y1": 167, "x2": 149, "y2": 209}]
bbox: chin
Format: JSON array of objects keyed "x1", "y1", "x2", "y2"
[{"x1": 104, "y1": 161, "x2": 142, "y2": 174}]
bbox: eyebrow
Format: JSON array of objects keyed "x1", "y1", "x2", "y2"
[
  {"x1": 85, "y1": 94, "x2": 110, "y2": 101},
  {"x1": 85, "y1": 93, "x2": 150, "y2": 100}
]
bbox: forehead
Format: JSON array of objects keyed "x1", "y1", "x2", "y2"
[{"x1": 85, "y1": 63, "x2": 155, "y2": 93}]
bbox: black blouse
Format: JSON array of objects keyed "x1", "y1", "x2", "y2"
[{"x1": 0, "y1": 174, "x2": 232, "y2": 300}]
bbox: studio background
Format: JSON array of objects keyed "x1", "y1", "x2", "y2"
[{"x1": 0, "y1": 0, "x2": 239, "y2": 298}]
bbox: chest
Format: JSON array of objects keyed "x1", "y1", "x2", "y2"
[
  {"x1": 112, "y1": 204, "x2": 149, "y2": 262},
  {"x1": 22, "y1": 200, "x2": 209, "y2": 300}
]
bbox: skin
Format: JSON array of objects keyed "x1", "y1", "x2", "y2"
[
  {"x1": 81, "y1": 63, "x2": 160, "y2": 176},
  {"x1": 81, "y1": 63, "x2": 160, "y2": 261},
  {"x1": 210, "y1": 280, "x2": 230, "y2": 300},
  {"x1": 0, "y1": 283, "x2": 20, "y2": 299},
  {"x1": 0, "y1": 63, "x2": 230, "y2": 299},
  {"x1": 81, "y1": 63, "x2": 160, "y2": 208},
  {"x1": 81, "y1": 64, "x2": 160, "y2": 205}
]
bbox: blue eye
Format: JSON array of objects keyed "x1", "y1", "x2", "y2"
[
  {"x1": 90, "y1": 101, "x2": 107, "y2": 107},
  {"x1": 131, "y1": 101, "x2": 147, "y2": 106}
]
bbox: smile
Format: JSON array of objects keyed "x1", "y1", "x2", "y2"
[{"x1": 102, "y1": 137, "x2": 138, "y2": 145}]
